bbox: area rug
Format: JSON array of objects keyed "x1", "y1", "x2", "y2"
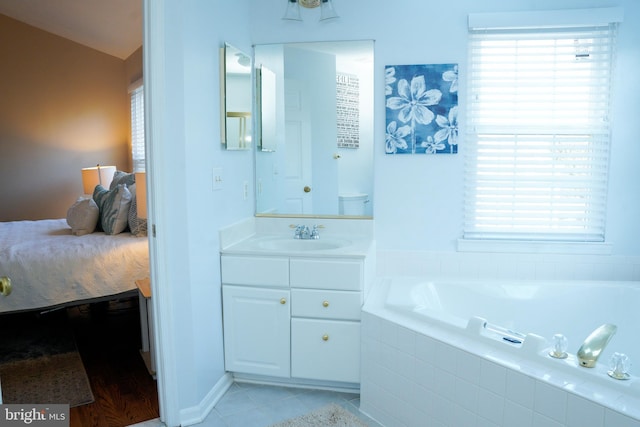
[
  {"x1": 269, "y1": 403, "x2": 369, "y2": 427},
  {"x1": 0, "y1": 313, "x2": 94, "y2": 407}
]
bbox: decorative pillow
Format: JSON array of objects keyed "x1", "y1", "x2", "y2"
[
  {"x1": 93, "y1": 184, "x2": 132, "y2": 235},
  {"x1": 127, "y1": 183, "x2": 147, "y2": 237},
  {"x1": 66, "y1": 197, "x2": 99, "y2": 236},
  {"x1": 110, "y1": 170, "x2": 136, "y2": 191}
]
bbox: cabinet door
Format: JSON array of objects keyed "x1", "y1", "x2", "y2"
[
  {"x1": 291, "y1": 318, "x2": 360, "y2": 383},
  {"x1": 222, "y1": 285, "x2": 290, "y2": 377}
]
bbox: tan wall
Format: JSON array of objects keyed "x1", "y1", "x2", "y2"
[{"x1": 0, "y1": 14, "x2": 142, "y2": 221}]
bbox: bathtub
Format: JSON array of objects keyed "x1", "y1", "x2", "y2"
[{"x1": 360, "y1": 277, "x2": 640, "y2": 427}]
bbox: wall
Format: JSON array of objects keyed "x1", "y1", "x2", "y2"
[
  {"x1": 0, "y1": 14, "x2": 140, "y2": 221},
  {"x1": 249, "y1": 0, "x2": 640, "y2": 258},
  {"x1": 148, "y1": 0, "x2": 639, "y2": 422},
  {"x1": 146, "y1": 0, "x2": 252, "y2": 422}
]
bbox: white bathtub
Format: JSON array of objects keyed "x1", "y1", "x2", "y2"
[{"x1": 360, "y1": 277, "x2": 640, "y2": 427}]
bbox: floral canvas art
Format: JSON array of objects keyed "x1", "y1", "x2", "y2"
[{"x1": 385, "y1": 64, "x2": 458, "y2": 154}]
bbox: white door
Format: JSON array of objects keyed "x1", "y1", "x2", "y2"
[
  {"x1": 222, "y1": 285, "x2": 291, "y2": 377},
  {"x1": 283, "y1": 79, "x2": 312, "y2": 214}
]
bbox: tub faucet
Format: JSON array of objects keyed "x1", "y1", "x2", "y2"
[{"x1": 577, "y1": 323, "x2": 617, "y2": 368}]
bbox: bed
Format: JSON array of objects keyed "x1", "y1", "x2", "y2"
[{"x1": 0, "y1": 218, "x2": 149, "y2": 314}]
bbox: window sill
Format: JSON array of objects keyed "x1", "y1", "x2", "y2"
[{"x1": 457, "y1": 239, "x2": 613, "y2": 255}]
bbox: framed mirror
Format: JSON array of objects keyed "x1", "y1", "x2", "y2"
[
  {"x1": 254, "y1": 40, "x2": 374, "y2": 218},
  {"x1": 220, "y1": 43, "x2": 252, "y2": 150}
]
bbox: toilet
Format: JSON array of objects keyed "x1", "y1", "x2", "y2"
[{"x1": 339, "y1": 193, "x2": 369, "y2": 215}]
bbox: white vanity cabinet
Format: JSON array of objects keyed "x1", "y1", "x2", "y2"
[
  {"x1": 221, "y1": 255, "x2": 290, "y2": 377},
  {"x1": 290, "y1": 258, "x2": 362, "y2": 383},
  {"x1": 221, "y1": 253, "x2": 367, "y2": 386},
  {"x1": 222, "y1": 285, "x2": 290, "y2": 377}
]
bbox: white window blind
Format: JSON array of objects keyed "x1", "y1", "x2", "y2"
[
  {"x1": 464, "y1": 23, "x2": 618, "y2": 242},
  {"x1": 130, "y1": 84, "x2": 145, "y2": 172}
]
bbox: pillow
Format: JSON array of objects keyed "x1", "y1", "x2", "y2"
[
  {"x1": 110, "y1": 170, "x2": 135, "y2": 191},
  {"x1": 127, "y1": 183, "x2": 147, "y2": 237},
  {"x1": 66, "y1": 197, "x2": 99, "y2": 236},
  {"x1": 93, "y1": 184, "x2": 132, "y2": 235}
]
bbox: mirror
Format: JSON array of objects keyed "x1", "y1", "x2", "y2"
[
  {"x1": 254, "y1": 40, "x2": 374, "y2": 218},
  {"x1": 221, "y1": 43, "x2": 252, "y2": 150}
]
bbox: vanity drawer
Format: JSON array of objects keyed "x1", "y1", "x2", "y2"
[
  {"x1": 291, "y1": 318, "x2": 360, "y2": 383},
  {"x1": 290, "y1": 258, "x2": 362, "y2": 291},
  {"x1": 221, "y1": 255, "x2": 289, "y2": 287},
  {"x1": 291, "y1": 289, "x2": 361, "y2": 320}
]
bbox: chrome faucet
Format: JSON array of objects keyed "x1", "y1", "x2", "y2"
[
  {"x1": 577, "y1": 323, "x2": 617, "y2": 368},
  {"x1": 294, "y1": 225, "x2": 308, "y2": 239},
  {"x1": 293, "y1": 224, "x2": 320, "y2": 240}
]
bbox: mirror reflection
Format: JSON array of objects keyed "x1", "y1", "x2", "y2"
[
  {"x1": 254, "y1": 40, "x2": 374, "y2": 217},
  {"x1": 221, "y1": 43, "x2": 252, "y2": 150}
]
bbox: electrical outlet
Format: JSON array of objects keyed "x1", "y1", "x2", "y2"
[
  {"x1": 243, "y1": 181, "x2": 249, "y2": 200},
  {"x1": 212, "y1": 167, "x2": 223, "y2": 191}
]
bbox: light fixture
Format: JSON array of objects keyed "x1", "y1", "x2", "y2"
[
  {"x1": 135, "y1": 172, "x2": 147, "y2": 220},
  {"x1": 320, "y1": 0, "x2": 339, "y2": 21},
  {"x1": 283, "y1": 0, "x2": 302, "y2": 21},
  {"x1": 282, "y1": 0, "x2": 339, "y2": 21},
  {"x1": 81, "y1": 164, "x2": 116, "y2": 195},
  {"x1": 236, "y1": 52, "x2": 250, "y2": 67},
  {"x1": 134, "y1": 171, "x2": 148, "y2": 237}
]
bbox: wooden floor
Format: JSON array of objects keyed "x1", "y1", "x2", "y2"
[{"x1": 68, "y1": 298, "x2": 160, "y2": 427}]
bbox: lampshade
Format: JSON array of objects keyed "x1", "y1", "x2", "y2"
[
  {"x1": 135, "y1": 172, "x2": 147, "y2": 219},
  {"x1": 283, "y1": 0, "x2": 302, "y2": 20},
  {"x1": 81, "y1": 165, "x2": 116, "y2": 194},
  {"x1": 320, "y1": 0, "x2": 338, "y2": 20}
]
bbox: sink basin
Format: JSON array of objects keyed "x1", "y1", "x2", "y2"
[{"x1": 255, "y1": 237, "x2": 351, "y2": 251}]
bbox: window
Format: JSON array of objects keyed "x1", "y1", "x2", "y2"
[
  {"x1": 130, "y1": 82, "x2": 145, "y2": 172},
  {"x1": 464, "y1": 13, "x2": 620, "y2": 243}
]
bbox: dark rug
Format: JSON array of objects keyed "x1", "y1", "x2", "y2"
[{"x1": 0, "y1": 311, "x2": 94, "y2": 407}]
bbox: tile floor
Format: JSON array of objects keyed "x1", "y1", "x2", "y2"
[{"x1": 132, "y1": 382, "x2": 383, "y2": 427}]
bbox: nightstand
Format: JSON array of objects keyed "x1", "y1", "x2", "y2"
[{"x1": 135, "y1": 278, "x2": 156, "y2": 378}]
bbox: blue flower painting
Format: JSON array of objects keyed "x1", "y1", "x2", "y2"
[{"x1": 385, "y1": 64, "x2": 458, "y2": 155}]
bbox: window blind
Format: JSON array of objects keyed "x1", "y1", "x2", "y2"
[
  {"x1": 464, "y1": 24, "x2": 617, "y2": 242},
  {"x1": 130, "y1": 85, "x2": 145, "y2": 172}
]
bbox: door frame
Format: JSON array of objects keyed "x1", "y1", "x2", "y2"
[{"x1": 143, "y1": 1, "x2": 180, "y2": 425}]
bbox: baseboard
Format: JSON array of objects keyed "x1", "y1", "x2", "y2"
[
  {"x1": 179, "y1": 372, "x2": 233, "y2": 426},
  {"x1": 232, "y1": 372, "x2": 360, "y2": 394}
]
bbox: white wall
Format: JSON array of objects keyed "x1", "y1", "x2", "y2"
[
  {"x1": 250, "y1": 0, "x2": 640, "y2": 256},
  {"x1": 147, "y1": 0, "x2": 253, "y2": 421}
]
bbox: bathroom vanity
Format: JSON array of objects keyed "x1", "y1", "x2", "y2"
[{"x1": 219, "y1": 218, "x2": 375, "y2": 389}]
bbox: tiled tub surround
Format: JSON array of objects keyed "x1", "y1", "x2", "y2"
[{"x1": 360, "y1": 277, "x2": 640, "y2": 427}]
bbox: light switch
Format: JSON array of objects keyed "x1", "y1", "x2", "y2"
[{"x1": 213, "y1": 167, "x2": 223, "y2": 191}]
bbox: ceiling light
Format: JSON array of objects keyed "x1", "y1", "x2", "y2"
[{"x1": 282, "y1": 0, "x2": 339, "y2": 21}]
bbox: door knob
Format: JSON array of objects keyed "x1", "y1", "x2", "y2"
[
  {"x1": 303, "y1": 186, "x2": 311, "y2": 193},
  {"x1": 280, "y1": 298, "x2": 287, "y2": 304},
  {"x1": 0, "y1": 276, "x2": 12, "y2": 296}
]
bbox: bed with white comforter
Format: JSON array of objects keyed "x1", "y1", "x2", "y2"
[{"x1": 0, "y1": 219, "x2": 149, "y2": 314}]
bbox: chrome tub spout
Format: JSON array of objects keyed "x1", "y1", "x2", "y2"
[{"x1": 577, "y1": 323, "x2": 617, "y2": 368}]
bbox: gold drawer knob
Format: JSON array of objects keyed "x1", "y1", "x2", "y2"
[
  {"x1": 280, "y1": 298, "x2": 287, "y2": 305},
  {"x1": 322, "y1": 334, "x2": 329, "y2": 341},
  {"x1": 0, "y1": 276, "x2": 11, "y2": 296},
  {"x1": 322, "y1": 300, "x2": 329, "y2": 308}
]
